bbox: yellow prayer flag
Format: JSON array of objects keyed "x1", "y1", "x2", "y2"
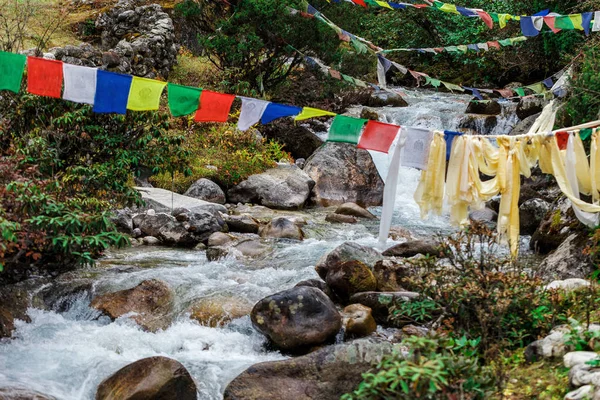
[
  {"x1": 295, "y1": 107, "x2": 336, "y2": 121},
  {"x1": 525, "y1": 83, "x2": 545, "y2": 94},
  {"x1": 440, "y1": 3, "x2": 459, "y2": 14},
  {"x1": 569, "y1": 14, "x2": 583, "y2": 30},
  {"x1": 498, "y1": 14, "x2": 510, "y2": 28},
  {"x1": 127, "y1": 76, "x2": 167, "y2": 111},
  {"x1": 375, "y1": 1, "x2": 393, "y2": 9}
]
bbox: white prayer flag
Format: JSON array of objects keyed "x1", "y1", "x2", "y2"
[
  {"x1": 62, "y1": 64, "x2": 97, "y2": 105},
  {"x1": 401, "y1": 127, "x2": 434, "y2": 170},
  {"x1": 237, "y1": 97, "x2": 269, "y2": 131},
  {"x1": 593, "y1": 11, "x2": 600, "y2": 32}
]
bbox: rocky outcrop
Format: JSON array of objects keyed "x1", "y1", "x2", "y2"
[
  {"x1": 0, "y1": 387, "x2": 56, "y2": 399},
  {"x1": 334, "y1": 202, "x2": 376, "y2": 219},
  {"x1": 227, "y1": 164, "x2": 315, "y2": 210},
  {"x1": 259, "y1": 217, "x2": 304, "y2": 240},
  {"x1": 325, "y1": 261, "x2": 377, "y2": 303},
  {"x1": 537, "y1": 233, "x2": 594, "y2": 281},
  {"x1": 315, "y1": 242, "x2": 383, "y2": 281},
  {"x1": 96, "y1": 357, "x2": 196, "y2": 400},
  {"x1": 260, "y1": 120, "x2": 324, "y2": 160},
  {"x1": 189, "y1": 295, "x2": 253, "y2": 327},
  {"x1": 223, "y1": 339, "x2": 396, "y2": 400},
  {"x1": 91, "y1": 279, "x2": 174, "y2": 332},
  {"x1": 304, "y1": 142, "x2": 384, "y2": 207},
  {"x1": 342, "y1": 304, "x2": 377, "y2": 339},
  {"x1": 519, "y1": 198, "x2": 551, "y2": 235},
  {"x1": 183, "y1": 178, "x2": 226, "y2": 204},
  {"x1": 382, "y1": 240, "x2": 440, "y2": 258},
  {"x1": 250, "y1": 286, "x2": 342, "y2": 351},
  {"x1": 349, "y1": 291, "x2": 421, "y2": 325},
  {"x1": 49, "y1": 0, "x2": 177, "y2": 78}
]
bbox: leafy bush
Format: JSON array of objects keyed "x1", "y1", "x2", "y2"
[
  {"x1": 342, "y1": 336, "x2": 497, "y2": 400},
  {"x1": 150, "y1": 122, "x2": 292, "y2": 192},
  {"x1": 561, "y1": 43, "x2": 600, "y2": 126}
]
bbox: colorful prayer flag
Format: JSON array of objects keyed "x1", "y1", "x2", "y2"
[
  {"x1": 27, "y1": 57, "x2": 63, "y2": 98},
  {"x1": 327, "y1": 115, "x2": 367, "y2": 144},
  {"x1": 261, "y1": 103, "x2": 302, "y2": 124},
  {"x1": 237, "y1": 97, "x2": 269, "y2": 131},
  {"x1": 443, "y1": 131, "x2": 463, "y2": 161},
  {"x1": 514, "y1": 87, "x2": 526, "y2": 97},
  {"x1": 93, "y1": 70, "x2": 133, "y2": 114},
  {"x1": 194, "y1": 90, "x2": 235, "y2": 123},
  {"x1": 295, "y1": 107, "x2": 336, "y2": 121},
  {"x1": 556, "y1": 131, "x2": 569, "y2": 150},
  {"x1": 401, "y1": 127, "x2": 434, "y2": 170},
  {"x1": 62, "y1": 64, "x2": 97, "y2": 105},
  {"x1": 357, "y1": 121, "x2": 400, "y2": 153},
  {"x1": 0, "y1": 51, "x2": 26, "y2": 93},
  {"x1": 127, "y1": 76, "x2": 166, "y2": 111},
  {"x1": 555, "y1": 15, "x2": 575, "y2": 30},
  {"x1": 476, "y1": 11, "x2": 494, "y2": 29},
  {"x1": 329, "y1": 69, "x2": 341, "y2": 80},
  {"x1": 168, "y1": 83, "x2": 202, "y2": 117}
]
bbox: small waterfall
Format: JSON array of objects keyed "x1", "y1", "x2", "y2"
[{"x1": 458, "y1": 100, "x2": 520, "y2": 136}]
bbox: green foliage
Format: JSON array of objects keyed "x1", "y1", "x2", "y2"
[
  {"x1": 389, "y1": 298, "x2": 439, "y2": 326},
  {"x1": 562, "y1": 44, "x2": 600, "y2": 126},
  {"x1": 342, "y1": 336, "x2": 496, "y2": 400},
  {"x1": 150, "y1": 122, "x2": 291, "y2": 191}
]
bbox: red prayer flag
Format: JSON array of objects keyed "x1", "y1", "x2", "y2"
[
  {"x1": 495, "y1": 89, "x2": 514, "y2": 98},
  {"x1": 413, "y1": 4, "x2": 430, "y2": 8},
  {"x1": 433, "y1": 47, "x2": 444, "y2": 53},
  {"x1": 329, "y1": 69, "x2": 341, "y2": 80},
  {"x1": 351, "y1": 0, "x2": 367, "y2": 7},
  {"x1": 357, "y1": 121, "x2": 400, "y2": 153},
  {"x1": 544, "y1": 16, "x2": 561, "y2": 33},
  {"x1": 556, "y1": 131, "x2": 569, "y2": 150},
  {"x1": 299, "y1": 11, "x2": 314, "y2": 18},
  {"x1": 476, "y1": 11, "x2": 494, "y2": 29},
  {"x1": 487, "y1": 41, "x2": 501, "y2": 49},
  {"x1": 194, "y1": 91, "x2": 236, "y2": 123},
  {"x1": 27, "y1": 57, "x2": 63, "y2": 98}
]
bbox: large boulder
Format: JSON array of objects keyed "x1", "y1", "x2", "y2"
[
  {"x1": 189, "y1": 295, "x2": 253, "y2": 327},
  {"x1": 223, "y1": 339, "x2": 396, "y2": 400},
  {"x1": 250, "y1": 286, "x2": 342, "y2": 351},
  {"x1": 222, "y1": 214, "x2": 260, "y2": 234},
  {"x1": 0, "y1": 388, "x2": 56, "y2": 399},
  {"x1": 519, "y1": 198, "x2": 552, "y2": 235},
  {"x1": 185, "y1": 209, "x2": 227, "y2": 243},
  {"x1": 139, "y1": 213, "x2": 174, "y2": 238},
  {"x1": 183, "y1": 178, "x2": 226, "y2": 204},
  {"x1": 368, "y1": 91, "x2": 408, "y2": 107},
  {"x1": 259, "y1": 217, "x2": 304, "y2": 240},
  {"x1": 349, "y1": 291, "x2": 422, "y2": 325},
  {"x1": 304, "y1": 142, "x2": 384, "y2": 207},
  {"x1": 510, "y1": 112, "x2": 540, "y2": 136},
  {"x1": 96, "y1": 356, "x2": 196, "y2": 400},
  {"x1": 382, "y1": 240, "x2": 440, "y2": 258},
  {"x1": 227, "y1": 164, "x2": 315, "y2": 210},
  {"x1": 260, "y1": 120, "x2": 324, "y2": 160},
  {"x1": 315, "y1": 242, "x2": 383, "y2": 281},
  {"x1": 110, "y1": 209, "x2": 134, "y2": 234},
  {"x1": 325, "y1": 260, "x2": 377, "y2": 303},
  {"x1": 516, "y1": 97, "x2": 547, "y2": 120},
  {"x1": 91, "y1": 279, "x2": 174, "y2": 332},
  {"x1": 294, "y1": 279, "x2": 337, "y2": 302},
  {"x1": 537, "y1": 233, "x2": 594, "y2": 281}
]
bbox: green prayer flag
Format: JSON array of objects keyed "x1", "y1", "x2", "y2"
[
  {"x1": 0, "y1": 51, "x2": 26, "y2": 93},
  {"x1": 498, "y1": 39, "x2": 512, "y2": 47},
  {"x1": 514, "y1": 88, "x2": 525, "y2": 97},
  {"x1": 342, "y1": 74, "x2": 355, "y2": 85},
  {"x1": 327, "y1": 115, "x2": 367, "y2": 144},
  {"x1": 555, "y1": 15, "x2": 575, "y2": 30},
  {"x1": 433, "y1": 1, "x2": 444, "y2": 9},
  {"x1": 442, "y1": 81, "x2": 464, "y2": 92},
  {"x1": 425, "y1": 76, "x2": 442, "y2": 88},
  {"x1": 351, "y1": 38, "x2": 368, "y2": 54},
  {"x1": 490, "y1": 13, "x2": 499, "y2": 23},
  {"x1": 580, "y1": 128, "x2": 593, "y2": 141},
  {"x1": 168, "y1": 83, "x2": 202, "y2": 117}
]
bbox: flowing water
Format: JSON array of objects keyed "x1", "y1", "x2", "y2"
[{"x1": 0, "y1": 90, "x2": 512, "y2": 399}]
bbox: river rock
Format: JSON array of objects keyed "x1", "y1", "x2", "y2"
[
  {"x1": 325, "y1": 261, "x2": 377, "y2": 303},
  {"x1": 259, "y1": 217, "x2": 304, "y2": 240},
  {"x1": 368, "y1": 91, "x2": 408, "y2": 107},
  {"x1": 349, "y1": 291, "x2": 421, "y2": 325},
  {"x1": 110, "y1": 209, "x2": 134, "y2": 234},
  {"x1": 520, "y1": 198, "x2": 551, "y2": 235},
  {"x1": 142, "y1": 236, "x2": 160, "y2": 245},
  {"x1": 315, "y1": 242, "x2": 383, "y2": 280},
  {"x1": 207, "y1": 237, "x2": 271, "y2": 261},
  {"x1": 157, "y1": 221, "x2": 198, "y2": 247},
  {"x1": 227, "y1": 164, "x2": 315, "y2": 210},
  {"x1": 469, "y1": 208, "x2": 498, "y2": 229},
  {"x1": 207, "y1": 232, "x2": 234, "y2": 247},
  {"x1": 545, "y1": 278, "x2": 591, "y2": 291},
  {"x1": 91, "y1": 279, "x2": 174, "y2": 332},
  {"x1": 183, "y1": 178, "x2": 226, "y2": 204},
  {"x1": 334, "y1": 202, "x2": 376, "y2": 219},
  {"x1": 223, "y1": 339, "x2": 396, "y2": 400},
  {"x1": 510, "y1": 112, "x2": 540, "y2": 136},
  {"x1": 388, "y1": 226, "x2": 416, "y2": 241},
  {"x1": 342, "y1": 304, "x2": 377, "y2": 339},
  {"x1": 516, "y1": 97, "x2": 547, "y2": 120},
  {"x1": 189, "y1": 295, "x2": 253, "y2": 327},
  {"x1": 250, "y1": 286, "x2": 342, "y2": 351},
  {"x1": 524, "y1": 325, "x2": 571, "y2": 362},
  {"x1": 382, "y1": 240, "x2": 440, "y2": 258},
  {"x1": 537, "y1": 233, "x2": 594, "y2": 281},
  {"x1": 564, "y1": 351, "x2": 599, "y2": 368},
  {"x1": 325, "y1": 213, "x2": 357, "y2": 224},
  {"x1": 294, "y1": 279, "x2": 337, "y2": 302},
  {"x1": 565, "y1": 385, "x2": 594, "y2": 400},
  {"x1": 465, "y1": 100, "x2": 501, "y2": 115},
  {"x1": 530, "y1": 197, "x2": 580, "y2": 254},
  {"x1": 260, "y1": 120, "x2": 324, "y2": 160},
  {"x1": 373, "y1": 260, "x2": 412, "y2": 292},
  {"x1": 139, "y1": 213, "x2": 174, "y2": 238},
  {"x1": 222, "y1": 214, "x2": 260, "y2": 234},
  {"x1": 185, "y1": 209, "x2": 227, "y2": 242},
  {"x1": 304, "y1": 142, "x2": 384, "y2": 207},
  {"x1": 0, "y1": 388, "x2": 56, "y2": 399},
  {"x1": 96, "y1": 356, "x2": 196, "y2": 400}
]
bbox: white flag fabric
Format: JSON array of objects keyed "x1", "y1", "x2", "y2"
[
  {"x1": 238, "y1": 97, "x2": 269, "y2": 131},
  {"x1": 62, "y1": 64, "x2": 97, "y2": 105},
  {"x1": 376, "y1": 57, "x2": 387, "y2": 88},
  {"x1": 593, "y1": 11, "x2": 600, "y2": 32},
  {"x1": 401, "y1": 127, "x2": 434, "y2": 170},
  {"x1": 378, "y1": 128, "x2": 406, "y2": 245}
]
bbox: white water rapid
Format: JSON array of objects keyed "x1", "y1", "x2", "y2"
[{"x1": 0, "y1": 89, "x2": 503, "y2": 399}]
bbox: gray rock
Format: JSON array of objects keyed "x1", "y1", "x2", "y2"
[
  {"x1": 295, "y1": 158, "x2": 306, "y2": 169},
  {"x1": 0, "y1": 387, "x2": 56, "y2": 399},
  {"x1": 207, "y1": 232, "x2": 234, "y2": 247},
  {"x1": 183, "y1": 178, "x2": 226, "y2": 204},
  {"x1": 368, "y1": 91, "x2": 408, "y2": 107},
  {"x1": 224, "y1": 339, "x2": 397, "y2": 400},
  {"x1": 516, "y1": 97, "x2": 547, "y2": 120},
  {"x1": 531, "y1": 197, "x2": 580, "y2": 254},
  {"x1": 510, "y1": 112, "x2": 540, "y2": 136},
  {"x1": 545, "y1": 278, "x2": 591, "y2": 292},
  {"x1": 295, "y1": 279, "x2": 337, "y2": 302},
  {"x1": 139, "y1": 213, "x2": 174, "y2": 238},
  {"x1": 315, "y1": 242, "x2": 383, "y2": 280},
  {"x1": 335, "y1": 202, "x2": 376, "y2": 219},
  {"x1": 469, "y1": 208, "x2": 498, "y2": 229},
  {"x1": 564, "y1": 351, "x2": 599, "y2": 368},
  {"x1": 382, "y1": 240, "x2": 440, "y2": 258},
  {"x1": 259, "y1": 217, "x2": 304, "y2": 240},
  {"x1": 222, "y1": 214, "x2": 259, "y2": 234},
  {"x1": 132, "y1": 228, "x2": 142, "y2": 238},
  {"x1": 525, "y1": 325, "x2": 572, "y2": 362},
  {"x1": 520, "y1": 198, "x2": 551, "y2": 235},
  {"x1": 186, "y1": 210, "x2": 227, "y2": 243},
  {"x1": 142, "y1": 236, "x2": 161, "y2": 245},
  {"x1": 251, "y1": 286, "x2": 342, "y2": 351},
  {"x1": 227, "y1": 164, "x2": 315, "y2": 210},
  {"x1": 110, "y1": 209, "x2": 133, "y2": 234},
  {"x1": 260, "y1": 120, "x2": 324, "y2": 160},
  {"x1": 565, "y1": 385, "x2": 594, "y2": 400},
  {"x1": 465, "y1": 100, "x2": 501, "y2": 115},
  {"x1": 136, "y1": 187, "x2": 227, "y2": 215},
  {"x1": 537, "y1": 233, "x2": 594, "y2": 281},
  {"x1": 304, "y1": 142, "x2": 384, "y2": 207},
  {"x1": 96, "y1": 356, "x2": 196, "y2": 400},
  {"x1": 325, "y1": 213, "x2": 358, "y2": 224}
]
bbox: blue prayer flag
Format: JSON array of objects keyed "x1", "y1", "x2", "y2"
[
  {"x1": 542, "y1": 78, "x2": 554, "y2": 89},
  {"x1": 467, "y1": 44, "x2": 479, "y2": 52},
  {"x1": 261, "y1": 103, "x2": 302, "y2": 124},
  {"x1": 463, "y1": 87, "x2": 484, "y2": 100},
  {"x1": 583, "y1": 12, "x2": 593, "y2": 35},
  {"x1": 456, "y1": 6, "x2": 477, "y2": 17},
  {"x1": 93, "y1": 70, "x2": 133, "y2": 114},
  {"x1": 520, "y1": 17, "x2": 540, "y2": 37},
  {"x1": 444, "y1": 131, "x2": 463, "y2": 161},
  {"x1": 388, "y1": 2, "x2": 405, "y2": 9}
]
